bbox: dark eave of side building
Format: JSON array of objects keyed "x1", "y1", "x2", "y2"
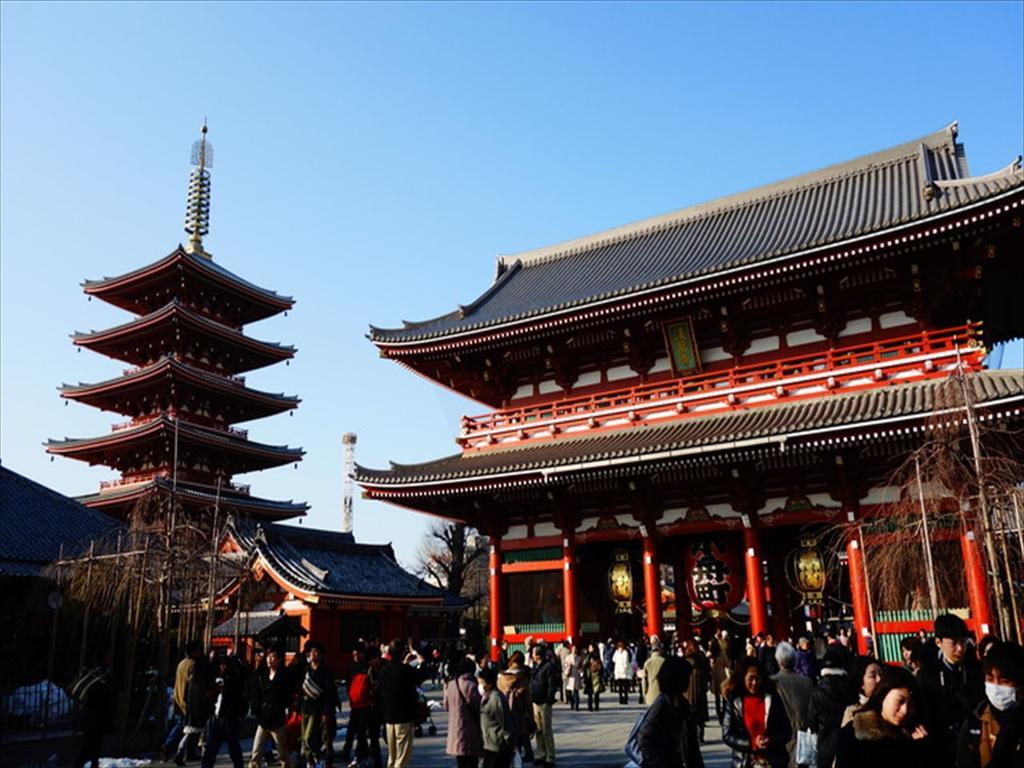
[
  {"x1": 355, "y1": 370, "x2": 1024, "y2": 490},
  {"x1": 368, "y1": 123, "x2": 1023, "y2": 347},
  {"x1": 227, "y1": 520, "x2": 448, "y2": 602}
]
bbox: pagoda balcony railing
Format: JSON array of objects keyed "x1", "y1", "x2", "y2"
[
  {"x1": 100, "y1": 472, "x2": 251, "y2": 495},
  {"x1": 111, "y1": 416, "x2": 249, "y2": 441},
  {"x1": 458, "y1": 323, "x2": 983, "y2": 449}
]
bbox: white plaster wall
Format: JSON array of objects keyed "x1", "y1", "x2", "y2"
[
  {"x1": 839, "y1": 317, "x2": 873, "y2": 337},
  {"x1": 607, "y1": 364, "x2": 635, "y2": 382},
  {"x1": 747, "y1": 335, "x2": 781, "y2": 355},
  {"x1": 878, "y1": 310, "x2": 916, "y2": 329},
  {"x1": 786, "y1": 327, "x2": 826, "y2": 347},
  {"x1": 701, "y1": 346, "x2": 731, "y2": 363},
  {"x1": 576, "y1": 370, "x2": 602, "y2": 388},
  {"x1": 505, "y1": 524, "x2": 529, "y2": 540}
]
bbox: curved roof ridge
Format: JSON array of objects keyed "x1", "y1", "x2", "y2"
[{"x1": 499, "y1": 123, "x2": 959, "y2": 271}]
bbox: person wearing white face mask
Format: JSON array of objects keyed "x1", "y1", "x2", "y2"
[{"x1": 956, "y1": 641, "x2": 1024, "y2": 768}]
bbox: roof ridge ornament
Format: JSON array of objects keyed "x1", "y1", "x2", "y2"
[{"x1": 184, "y1": 121, "x2": 213, "y2": 259}]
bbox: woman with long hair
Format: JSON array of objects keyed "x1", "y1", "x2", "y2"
[
  {"x1": 635, "y1": 655, "x2": 705, "y2": 768},
  {"x1": 841, "y1": 656, "x2": 884, "y2": 727},
  {"x1": 721, "y1": 657, "x2": 792, "y2": 768},
  {"x1": 834, "y1": 665, "x2": 928, "y2": 767}
]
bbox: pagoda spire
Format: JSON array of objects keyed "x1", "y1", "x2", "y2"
[{"x1": 184, "y1": 121, "x2": 213, "y2": 257}]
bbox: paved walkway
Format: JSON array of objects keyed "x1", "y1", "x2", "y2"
[{"x1": 185, "y1": 686, "x2": 732, "y2": 768}]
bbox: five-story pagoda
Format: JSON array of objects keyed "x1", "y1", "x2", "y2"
[{"x1": 48, "y1": 126, "x2": 307, "y2": 521}]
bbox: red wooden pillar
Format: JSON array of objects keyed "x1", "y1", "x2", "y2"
[
  {"x1": 743, "y1": 526, "x2": 769, "y2": 637},
  {"x1": 489, "y1": 540, "x2": 503, "y2": 662},
  {"x1": 642, "y1": 536, "x2": 663, "y2": 640},
  {"x1": 672, "y1": 554, "x2": 693, "y2": 640},
  {"x1": 961, "y1": 529, "x2": 994, "y2": 637},
  {"x1": 562, "y1": 534, "x2": 578, "y2": 644},
  {"x1": 846, "y1": 532, "x2": 872, "y2": 656}
]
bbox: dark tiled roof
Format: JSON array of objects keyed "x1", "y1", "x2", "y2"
[
  {"x1": 212, "y1": 611, "x2": 307, "y2": 639},
  {"x1": 370, "y1": 125, "x2": 1023, "y2": 344},
  {"x1": 75, "y1": 478, "x2": 308, "y2": 520},
  {"x1": 356, "y1": 371, "x2": 1024, "y2": 486},
  {"x1": 231, "y1": 521, "x2": 446, "y2": 601},
  {"x1": 0, "y1": 466, "x2": 118, "y2": 577}
]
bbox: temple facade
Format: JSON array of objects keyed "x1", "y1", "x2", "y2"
[
  {"x1": 48, "y1": 127, "x2": 307, "y2": 521},
  {"x1": 356, "y1": 123, "x2": 1024, "y2": 660}
]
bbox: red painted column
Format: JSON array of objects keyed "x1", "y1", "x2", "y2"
[
  {"x1": 489, "y1": 540, "x2": 503, "y2": 662},
  {"x1": 961, "y1": 529, "x2": 994, "y2": 637},
  {"x1": 846, "y1": 532, "x2": 872, "y2": 656},
  {"x1": 642, "y1": 536, "x2": 663, "y2": 640},
  {"x1": 743, "y1": 526, "x2": 769, "y2": 637},
  {"x1": 562, "y1": 534, "x2": 578, "y2": 644}
]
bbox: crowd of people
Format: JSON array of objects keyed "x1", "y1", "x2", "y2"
[{"x1": 69, "y1": 615, "x2": 1024, "y2": 768}]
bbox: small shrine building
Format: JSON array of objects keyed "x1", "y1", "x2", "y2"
[{"x1": 356, "y1": 123, "x2": 1024, "y2": 660}]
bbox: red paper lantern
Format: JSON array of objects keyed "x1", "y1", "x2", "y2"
[{"x1": 684, "y1": 535, "x2": 745, "y2": 611}]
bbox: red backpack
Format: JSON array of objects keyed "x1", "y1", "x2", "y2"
[{"x1": 348, "y1": 671, "x2": 371, "y2": 709}]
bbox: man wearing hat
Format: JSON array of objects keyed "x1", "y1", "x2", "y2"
[
  {"x1": 300, "y1": 641, "x2": 339, "y2": 768},
  {"x1": 918, "y1": 613, "x2": 985, "y2": 767}
]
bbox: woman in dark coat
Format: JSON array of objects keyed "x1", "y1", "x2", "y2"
[
  {"x1": 249, "y1": 645, "x2": 295, "y2": 768},
  {"x1": 444, "y1": 657, "x2": 483, "y2": 768},
  {"x1": 636, "y1": 655, "x2": 705, "y2": 768},
  {"x1": 683, "y1": 639, "x2": 711, "y2": 743},
  {"x1": 834, "y1": 666, "x2": 928, "y2": 768},
  {"x1": 721, "y1": 657, "x2": 792, "y2": 768},
  {"x1": 806, "y1": 650, "x2": 852, "y2": 768}
]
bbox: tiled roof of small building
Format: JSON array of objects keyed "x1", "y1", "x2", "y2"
[
  {"x1": 0, "y1": 465, "x2": 118, "y2": 577},
  {"x1": 370, "y1": 124, "x2": 1023, "y2": 344},
  {"x1": 212, "y1": 610, "x2": 307, "y2": 639},
  {"x1": 356, "y1": 370, "x2": 1024, "y2": 487},
  {"x1": 231, "y1": 521, "x2": 447, "y2": 601}
]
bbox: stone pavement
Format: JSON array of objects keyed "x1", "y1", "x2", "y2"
[{"x1": 188, "y1": 685, "x2": 732, "y2": 768}]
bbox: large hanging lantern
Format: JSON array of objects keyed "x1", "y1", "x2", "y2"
[
  {"x1": 607, "y1": 549, "x2": 634, "y2": 614},
  {"x1": 788, "y1": 535, "x2": 826, "y2": 605},
  {"x1": 684, "y1": 536, "x2": 744, "y2": 612}
]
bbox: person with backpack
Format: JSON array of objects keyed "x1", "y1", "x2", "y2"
[
  {"x1": 444, "y1": 657, "x2": 483, "y2": 768},
  {"x1": 498, "y1": 651, "x2": 535, "y2": 766},
  {"x1": 72, "y1": 652, "x2": 115, "y2": 768},
  {"x1": 249, "y1": 644, "x2": 294, "y2": 768},
  {"x1": 341, "y1": 646, "x2": 373, "y2": 767},
  {"x1": 806, "y1": 650, "x2": 850, "y2": 768},
  {"x1": 299, "y1": 642, "x2": 339, "y2": 768},
  {"x1": 633, "y1": 655, "x2": 705, "y2": 768},
  {"x1": 162, "y1": 641, "x2": 203, "y2": 763}
]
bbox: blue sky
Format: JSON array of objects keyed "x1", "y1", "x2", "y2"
[{"x1": 2, "y1": 1, "x2": 1022, "y2": 568}]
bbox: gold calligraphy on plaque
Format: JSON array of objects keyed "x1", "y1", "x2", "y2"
[{"x1": 662, "y1": 317, "x2": 701, "y2": 376}]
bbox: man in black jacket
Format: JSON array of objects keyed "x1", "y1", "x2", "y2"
[
  {"x1": 918, "y1": 613, "x2": 984, "y2": 768},
  {"x1": 249, "y1": 644, "x2": 294, "y2": 768},
  {"x1": 377, "y1": 640, "x2": 419, "y2": 768},
  {"x1": 201, "y1": 652, "x2": 247, "y2": 768},
  {"x1": 530, "y1": 644, "x2": 561, "y2": 768}
]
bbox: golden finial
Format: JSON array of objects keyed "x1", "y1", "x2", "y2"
[{"x1": 184, "y1": 120, "x2": 213, "y2": 257}]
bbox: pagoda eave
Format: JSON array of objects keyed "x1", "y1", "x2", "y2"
[
  {"x1": 82, "y1": 247, "x2": 294, "y2": 324},
  {"x1": 72, "y1": 301, "x2": 296, "y2": 373},
  {"x1": 59, "y1": 356, "x2": 300, "y2": 422},
  {"x1": 46, "y1": 417, "x2": 304, "y2": 475},
  {"x1": 77, "y1": 478, "x2": 308, "y2": 521}
]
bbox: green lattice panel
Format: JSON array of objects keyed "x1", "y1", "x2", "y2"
[{"x1": 503, "y1": 547, "x2": 562, "y2": 564}]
